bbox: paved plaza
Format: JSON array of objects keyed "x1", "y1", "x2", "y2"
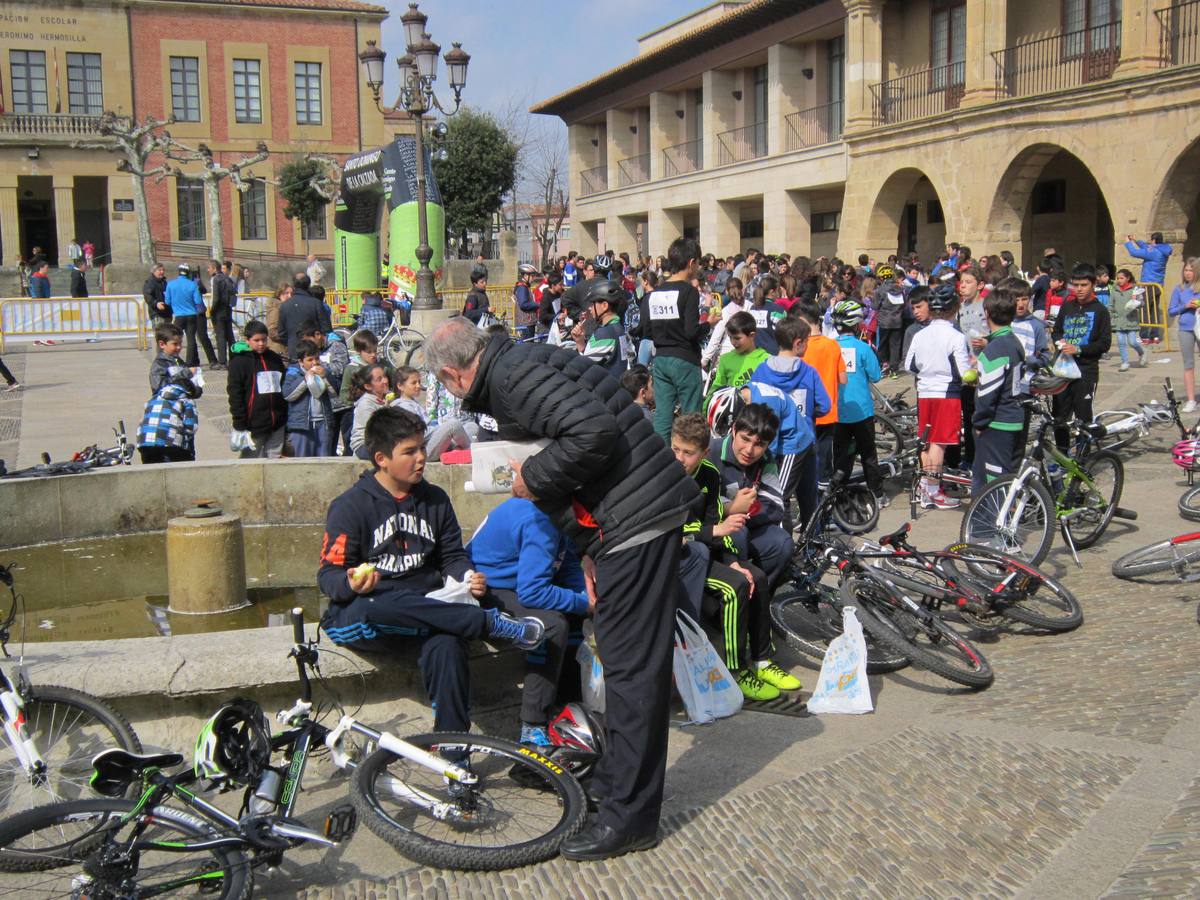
[{"x1": 3, "y1": 337, "x2": 1200, "y2": 898}]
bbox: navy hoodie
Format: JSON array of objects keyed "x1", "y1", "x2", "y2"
[{"x1": 318, "y1": 472, "x2": 471, "y2": 603}]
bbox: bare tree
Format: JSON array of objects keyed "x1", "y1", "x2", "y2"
[
  {"x1": 530, "y1": 140, "x2": 569, "y2": 267},
  {"x1": 71, "y1": 112, "x2": 175, "y2": 265},
  {"x1": 163, "y1": 139, "x2": 270, "y2": 261}
]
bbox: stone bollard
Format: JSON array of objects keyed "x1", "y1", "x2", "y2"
[{"x1": 166, "y1": 503, "x2": 248, "y2": 614}]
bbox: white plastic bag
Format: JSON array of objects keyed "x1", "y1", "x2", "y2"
[
  {"x1": 576, "y1": 621, "x2": 605, "y2": 714},
  {"x1": 229, "y1": 429, "x2": 256, "y2": 453},
  {"x1": 807, "y1": 607, "x2": 873, "y2": 715},
  {"x1": 426, "y1": 571, "x2": 479, "y2": 606},
  {"x1": 672, "y1": 611, "x2": 743, "y2": 724},
  {"x1": 1051, "y1": 352, "x2": 1082, "y2": 380}
]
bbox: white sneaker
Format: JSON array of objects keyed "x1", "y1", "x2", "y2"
[
  {"x1": 1118, "y1": 363, "x2": 1129, "y2": 373},
  {"x1": 3, "y1": 382, "x2": 20, "y2": 393},
  {"x1": 1141, "y1": 353, "x2": 1151, "y2": 368},
  {"x1": 1185, "y1": 401, "x2": 1197, "y2": 414}
]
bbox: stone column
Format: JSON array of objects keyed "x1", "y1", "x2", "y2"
[
  {"x1": 53, "y1": 176, "x2": 76, "y2": 267},
  {"x1": 576, "y1": 219, "x2": 600, "y2": 258},
  {"x1": 606, "y1": 214, "x2": 640, "y2": 256},
  {"x1": 764, "y1": 189, "x2": 812, "y2": 256},
  {"x1": 648, "y1": 207, "x2": 685, "y2": 256},
  {"x1": 702, "y1": 69, "x2": 736, "y2": 169},
  {"x1": 606, "y1": 108, "x2": 637, "y2": 191},
  {"x1": 842, "y1": 0, "x2": 884, "y2": 134},
  {"x1": 648, "y1": 91, "x2": 675, "y2": 181},
  {"x1": 700, "y1": 197, "x2": 739, "y2": 256},
  {"x1": 0, "y1": 175, "x2": 19, "y2": 268},
  {"x1": 1116, "y1": 0, "x2": 1165, "y2": 75},
  {"x1": 768, "y1": 42, "x2": 807, "y2": 155},
  {"x1": 961, "y1": 0, "x2": 1008, "y2": 107}
]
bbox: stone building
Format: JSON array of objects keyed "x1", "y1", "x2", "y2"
[
  {"x1": 0, "y1": 0, "x2": 387, "y2": 269},
  {"x1": 534, "y1": 0, "x2": 1200, "y2": 271}
]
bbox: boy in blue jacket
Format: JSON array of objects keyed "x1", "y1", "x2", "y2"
[
  {"x1": 319, "y1": 408, "x2": 545, "y2": 735},
  {"x1": 831, "y1": 300, "x2": 885, "y2": 506},
  {"x1": 469, "y1": 497, "x2": 593, "y2": 749},
  {"x1": 751, "y1": 316, "x2": 830, "y2": 530},
  {"x1": 282, "y1": 340, "x2": 336, "y2": 457}
]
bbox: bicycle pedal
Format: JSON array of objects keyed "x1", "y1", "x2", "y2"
[{"x1": 324, "y1": 804, "x2": 357, "y2": 843}]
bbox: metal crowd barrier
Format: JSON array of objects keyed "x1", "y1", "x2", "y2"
[
  {"x1": 1137, "y1": 282, "x2": 1171, "y2": 350},
  {"x1": 0, "y1": 296, "x2": 149, "y2": 352},
  {"x1": 231, "y1": 287, "x2": 510, "y2": 333}
]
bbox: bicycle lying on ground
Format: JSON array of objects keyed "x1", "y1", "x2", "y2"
[
  {"x1": 333, "y1": 314, "x2": 426, "y2": 371},
  {"x1": 0, "y1": 564, "x2": 141, "y2": 818},
  {"x1": 0, "y1": 421, "x2": 133, "y2": 480},
  {"x1": 960, "y1": 398, "x2": 1136, "y2": 565},
  {"x1": 1112, "y1": 531, "x2": 1200, "y2": 584},
  {"x1": 0, "y1": 608, "x2": 586, "y2": 893}
]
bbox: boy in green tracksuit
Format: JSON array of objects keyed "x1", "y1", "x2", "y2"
[
  {"x1": 706, "y1": 311, "x2": 769, "y2": 403},
  {"x1": 972, "y1": 292, "x2": 1025, "y2": 496}
]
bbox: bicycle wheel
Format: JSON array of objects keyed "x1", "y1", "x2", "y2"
[
  {"x1": 1179, "y1": 485, "x2": 1200, "y2": 522},
  {"x1": 352, "y1": 732, "x2": 587, "y2": 871},
  {"x1": 1093, "y1": 412, "x2": 1141, "y2": 452},
  {"x1": 841, "y1": 574, "x2": 994, "y2": 689},
  {"x1": 960, "y1": 474, "x2": 1055, "y2": 565},
  {"x1": 1062, "y1": 450, "x2": 1123, "y2": 550},
  {"x1": 831, "y1": 484, "x2": 880, "y2": 535},
  {"x1": 0, "y1": 685, "x2": 141, "y2": 818},
  {"x1": 769, "y1": 584, "x2": 909, "y2": 674},
  {"x1": 0, "y1": 798, "x2": 252, "y2": 898},
  {"x1": 939, "y1": 544, "x2": 1083, "y2": 632},
  {"x1": 1112, "y1": 534, "x2": 1200, "y2": 580},
  {"x1": 873, "y1": 412, "x2": 907, "y2": 468},
  {"x1": 384, "y1": 327, "x2": 426, "y2": 370}
]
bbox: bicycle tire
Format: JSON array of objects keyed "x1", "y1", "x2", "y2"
[
  {"x1": 1062, "y1": 450, "x2": 1123, "y2": 550},
  {"x1": 0, "y1": 798, "x2": 252, "y2": 899},
  {"x1": 1112, "y1": 534, "x2": 1200, "y2": 580},
  {"x1": 873, "y1": 411, "x2": 907, "y2": 467},
  {"x1": 939, "y1": 543, "x2": 1083, "y2": 632},
  {"x1": 384, "y1": 327, "x2": 426, "y2": 370},
  {"x1": 0, "y1": 685, "x2": 141, "y2": 818},
  {"x1": 1179, "y1": 485, "x2": 1200, "y2": 522},
  {"x1": 831, "y1": 484, "x2": 880, "y2": 535},
  {"x1": 352, "y1": 732, "x2": 587, "y2": 871},
  {"x1": 841, "y1": 573, "x2": 994, "y2": 690},
  {"x1": 960, "y1": 474, "x2": 1055, "y2": 565},
  {"x1": 1093, "y1": 411, "x2": 1141, "y2": 452},
  {"x1": 769, "y1": 585, "x2": 909, "y2": 674}
]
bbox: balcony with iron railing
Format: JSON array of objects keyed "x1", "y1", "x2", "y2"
[
  {"x1": 662, "y1": 139, "x2": 702, "y2": 178},
  {"x1": 617, "y1": 153, "x2": 650, "y2": 188},
  {"x1": 785, "y1": 100, "x2": 844, "y2": 151},
  {"x1": 992, "y1": 22, "x2": 1122, "y2": 100},
  {"x1": 0, "y1": 112, "x2": 104, "y2": 140},
  {"x1": 716, "y1": 121, "x2": 767, "y2": 166},
  {"x1": 1158, "y1": 0, "x2": 1200, "y2": 66},
  {"x1": 870, "y1": 62, "x2": 965, "y2": 125},
  {"x1": 580, "y1": 165, "x2": 608, "y2": 198}
]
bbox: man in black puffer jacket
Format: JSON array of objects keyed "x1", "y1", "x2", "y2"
[{"x1": 426, "y1": 319, "x2": 699, "y2": 862}]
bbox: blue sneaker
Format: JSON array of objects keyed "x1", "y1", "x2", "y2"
[
  {"x1": 519, "y1": 724, "x2": 552, "y2": 749},
  {"x1": 486, "y1": 609, "x2": 545, "y2": 650}
]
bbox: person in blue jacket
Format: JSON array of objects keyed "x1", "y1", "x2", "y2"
[
  {"x1": 469, "y1": 497, "x2": 593, "y2": 750},
  {"x1": 831, "y1": 300, "x2": 885, "y2": 506},
  {"x1": 1125, "y1": 232, "x2": 1174, "y2": 287},
  {"x1": 166, "y1": 263, "x2": 216, "y2": 367}
]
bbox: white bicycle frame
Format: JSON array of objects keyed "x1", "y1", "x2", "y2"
[{"x1": 0, "y1": 668, "x2": 46, "y2": 782}]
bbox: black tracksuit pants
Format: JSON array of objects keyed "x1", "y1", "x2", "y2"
[
  {"x1": 212, "y1": 312, "x2": 235, "y2": 364},
  {"x1": 834, "y1": 417, "x2": 883, "y2": 494},
  {"x1": 492, "y1": 588, "x2": 581, "y2": 727},
  {"x1": 320, "y1": 586, "x2": 490, "y2": 733},
  {"x1": 1053, "y1": 373, "x2": 1098, "y2": 453},
  {"x1": 701, "y1": 560, "x2": 771, "y2": 671},
  {"x1": 590, "y1": 529, "x2": 681, "y2": 838}
]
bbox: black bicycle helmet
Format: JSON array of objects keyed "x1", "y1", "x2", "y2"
[
  {"x1": 1030, "y1": 372, "x2": 1071, "y2": 396},
  {"x1": 169, "y1": 373, "x2": 203, "y2": 400},
  {"x1": 592, "y1": 253, "x2": 612, "y2": 274},
  {"x1": 586, "y1": 279, "x2": 625, "y2": 311},
  {"x1": 927, "y1": 282, "x2": 958, "y2": 311},
  {"x1": 194, "y1": 697, "x2": 272, "y2": 784}
]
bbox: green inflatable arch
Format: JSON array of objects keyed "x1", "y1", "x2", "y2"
[{"x1": 333, "y1": 136, "x2": 445, "y2": 294}]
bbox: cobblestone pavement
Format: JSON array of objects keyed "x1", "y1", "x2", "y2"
[{"x1": 7, "y1": 341, "x2": 1200, "y2": 897}]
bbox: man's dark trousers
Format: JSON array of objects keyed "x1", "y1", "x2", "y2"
[{"x1": 590, "y1": 529, "x2": 681, "y2": 838}]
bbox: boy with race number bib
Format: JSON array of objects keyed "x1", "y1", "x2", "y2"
[{"x1": 832, "y1": 300, "x2": 886, "y2": 507}]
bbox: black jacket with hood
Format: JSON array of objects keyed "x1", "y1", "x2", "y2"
[
  {"x1": 462, "y1": 334, "x2": 699, "y2": 558},
  {"x1": 227, "y1": 343, "x2": 287, "y2": 435}
]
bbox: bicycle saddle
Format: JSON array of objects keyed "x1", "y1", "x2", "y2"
[
  {"x1": 90, "y1": 748, "x2": 184, "y2": 797},
  {"x1": 879, "y1": 522, "x2": 912, "y2": 547}
]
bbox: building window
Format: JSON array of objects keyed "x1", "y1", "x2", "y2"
[
  {"x1": 690, "y1": 88, "x2": 703, "y2": 142},
  {"x1": 1064, "y1": 0, "x2": 1121, "y2": 56},
  {"x1": 10, "y1": 50, "x2": 48, "y2": 114},
  {"x1": 176, "y1": 180, "x2": 206, "y2": 242},
  {"x1": 813, "y1": 212, "x2": 841, "y2": 233},
  {"x1": 66, "y1": 52, "x2": 103, "y2": 115},
  {"x1": 740, "y1": 219, "x2": 764, "y2": 240},
  {"x1": 931, "y1": 0, "x2": 966, "y2": 88},
  {"x1": 927, "y1": 199, "x2": 945, "y2": 224},
  {"x1": 169, "y1": 56, "x2": 201, "y2": 122},
  {"x1": 239, "y1": 181, "x2": 267, "y2": 240},
  {"x1": 300, "y1": 210, "x2": 327, "y2": 240},
  {"x1": 294, "y1": 61, "x2": 322, "y2": 125},
  {"x1": 1032, "y1": 179, "x2": 1067, "y2": 215},
  {"x1": 232, "y1": 58, "x2": 262, "y2": 124}
]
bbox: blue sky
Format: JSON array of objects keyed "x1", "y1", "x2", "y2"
[{"x1": 379, "y1": 0, "x2": 705, "y2": 120}]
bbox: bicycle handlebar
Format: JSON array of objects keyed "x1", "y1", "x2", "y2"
[{"x1": 290, "y1": 607, "x2": 312, "y2": 703}]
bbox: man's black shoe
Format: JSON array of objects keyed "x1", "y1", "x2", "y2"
[{"x1": 560, "y1": 823, "x2": 658, "y2": 861}]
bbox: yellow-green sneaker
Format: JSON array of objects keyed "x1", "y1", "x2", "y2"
[
  {"x1": 755, "y1": 660, "x2": 802, "y2": 692},
  {"x1": 736, "y1": 668, "x2": 780, "y2": 701}
]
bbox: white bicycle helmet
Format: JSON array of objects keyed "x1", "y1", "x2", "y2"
[{"x1": 707, "y1": 387, "x2": 743, "y2": 438}]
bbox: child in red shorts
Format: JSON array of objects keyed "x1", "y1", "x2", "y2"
[{"x1": 903, "y1": 284, "x2": 971, "y2": 509}]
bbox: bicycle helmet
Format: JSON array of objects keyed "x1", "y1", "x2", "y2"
[
  {"x1": 592, "y1": 253, "x2": 612, "y2": 274},
  {"x1": 1029, "y1": 372, "x2": 1071, "y2": 396},
  {"x1": 168, "y1": 373, "x2": 203, "y2": 400},
  {"x1": 547, "y1": 702, "x2": 606, "y2": 780},
  {"x1": 517, "y1": 263, "x2": 538, "y2": 277},
  {"x1": 194, "y1": 697, "x2": 272, "y2": 784},
  {"x1": 874, "y1": 263, "x2": 895, "y2": 281},
  {"x1": 586, "y1": 279, "x2": 625, "y2": 311},
  {"x1": 1173, "y1": 439, "x2": 1200, "y2": 470},
  {"x1": 177, "y1": 263, "x2": 191, "y2": 275},
  {"x1": 927, "y1": 282, "x2": 958, "y2": 311},
  {"x1": 707, "y1": 386, "x2": 744, "y2": 439},
  {"x1": 832, "y1": 299, "x2": 865, "y2": 329}
]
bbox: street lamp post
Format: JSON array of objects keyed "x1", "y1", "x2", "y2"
[{"x1": 358, "y1": 5, "x2": 470, "y2": 310}]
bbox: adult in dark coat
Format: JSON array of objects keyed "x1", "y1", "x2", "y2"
[
  {"x1": 143, "y1": 264, "x2": 170, "y2": 322},
  {"x1": 69, "y1": 266, "x2": 88, "y2": 299},
  {"x1": 425, "y1": 319, "x2": 699, "y2": 862},
  {"x1": 273, "y1": 274, "x2": 332, "y2": 360},
  {"x1": 206, "y1": 260, "x2": 236, "y2": 366}
]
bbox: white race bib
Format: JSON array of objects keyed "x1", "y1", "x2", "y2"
[
  {"x1": 841, "y1": 346, "x2": 858, "y2": 373},
  {"x1": 648, "y1": 290, "x2": 680, "y2": 321},
  {"x1": 751, "y1": 309, "x2": 770, "y2": 330},
  {"x1": 256, "y1": 370, "x2": 282, "y2": 394},
  {"x1": 887, "y1": 291, "x2": 904, "y2": 306},
  {"x1": 790, "y1": 388, "x2": 808, "y2": 417}
]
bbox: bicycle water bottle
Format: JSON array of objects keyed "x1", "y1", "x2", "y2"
[
  {"x1": 249, "y1": 769, "x2": 283, "y2": 814},
  {"x1": 1047, "y1": 462, "x2": 1065, "y2": 496}
]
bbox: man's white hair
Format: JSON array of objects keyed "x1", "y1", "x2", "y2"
[{"x1": 425, "y1": 317, "x2": 488, "y2": 374}]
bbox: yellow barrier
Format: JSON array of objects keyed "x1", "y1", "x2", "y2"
[
  {"x1": 1137, "y1": 282, "x2": 1171, "y2": 351},
  {"x1": 234, "y1": 287, "x2": 515, "y2": 330},
  {"x1": 0, "y1": 296, "x2": 148, "y2": 352}
]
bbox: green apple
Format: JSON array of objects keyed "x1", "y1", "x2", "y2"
[{"x1": 962, "y1": 369, "x2": 979, "y2": 385}]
